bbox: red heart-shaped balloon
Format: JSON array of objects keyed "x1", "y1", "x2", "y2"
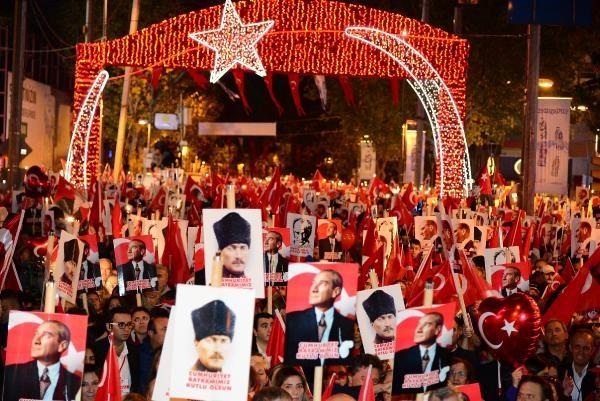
[
  {"x1": 341, "y1": 228, "x2": 356, "y2": 251},
  {"x1": 473, "y1": 293, "x2": 541, "y2": 365}
]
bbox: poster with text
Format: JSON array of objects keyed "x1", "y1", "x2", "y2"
[
  {"x1": 169, "y1": 285, "x2": 253, "y2": 401},
  {"x1": 4, "y1": 311, "x2": 87, "y2": 401},
  {"x1": 571, "y1": 218, "x2": 600, "y2": 259},
  {"x1": 534, "y1": 97, "x2": 571, "y2": 195},
  {"x1": 391, "y1": 302, "x2": 456, "y2": 395},
  {"x1": 114, "y1": 235, "x2": 158, "y2": 296},
  {"x1": 356, "y1": 285, "x2": 405, "y2": 360},
  {"x1": 317, "y1": 219, "x2": 343, "y2": 261},
  {"x1": 287, "y1": 213, "x2": 317, "y2": 259},
  {"x1": 284, "y1": 263, "x2": 358, "y2": 366},
  {"x1": 263, "y1": 227, "x2": 290, "y2": 285},
  {"x1": 415, "y1": 216, "x2": 441, "y2": 252},
  {"x1": 55, "y1": 231, "x2": 84, "y2": 303},
  {"x1": 152, "y1": 306, "x2": 177, "y2": 401},
  {"x1": 77, "y1": 234, "x2": 102, "y2": 292},
  {"x1": 203, "y1": 209, "x2": 264, "y2": 298}
]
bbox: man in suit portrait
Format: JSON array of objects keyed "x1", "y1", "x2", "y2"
[
  {"x1": 117, "y1": 239, "x2": 158, "y2": 295},
  {"x1": 500, "y1": 266, "x2": 522, "y2": 297},
  {"x1": 319, "y1": 222, "x2": 342, "y2": 261},
  {"x1": 391, "y1": 312, "x2": 451, "y2": 394},
  {"x1": 191, "y1": 300, "x2": 236, "y2": 372},
  {"x1": 292, "y1": 217, "x2": 313, "y2": 247},
  {"x1": 421, "y1": 219, "x2": 438, "y2": 241},
  {"x1": 575, "y1": 221, "x2": 594, "y2": 259},
  {"x1": 362, "y1": 290, "x2": 396, "y2": 345},
  {"x1": 213, "y1": 212, "x2": 252, "y2": 279},
  {"x1": 4, "y1": 320, "x2": 81, "y2": 401},
  {"x1": 284, "y1": 269, "x2": 354, "y2": 366},
  {"x1": 264, "y1": 230, "x2": 288, "y2": 284},
  {"x1": 79, "y1": 240, "x2": 102, "y2": 292}
]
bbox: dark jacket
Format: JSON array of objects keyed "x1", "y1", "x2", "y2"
[
  {"x1": 93, "y1": 338, "x2": 141, "y2": 394},
  {"x1": 263, "y1": 252, "x2": 289, "y2": 285},
  {"x1": 318, "y1": 238, "x2": 343, "y2": 261},
  {"x1": 117, "y1": 261, "x2": 158, "y2": 295},
  {"x1": 391, "y1": 344, "x2": 451, "y2": 395},
  {"x1": 566, "y1": 364, "x2": 596, "y2": 401},
  {"x1": 4, "y1": 360, "x2": 81, "y2": 401},
  {"x1": 284, "y1": 307, "x2": 354, "y2": 366}
]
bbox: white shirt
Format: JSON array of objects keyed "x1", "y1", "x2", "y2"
[
  {"x1": 133, "y1": 261, "x2": 145, "y2": 279},
  {"x1": 315, "y1": 307, "x2": 335, "y2": 343},
  {"x1": 268, "y1": 253, "x2": 279, "y2": 273},
  {"x1": 117, "y1": 343, "x2": 132, "y2": 396},
  {"x1": 571, "y1": 363, "x2": 588, "y2": 401},
  {"x1": 37, "y1": 360, "x2": 60, "y2": 401},
  {"x1": 504, "y1": 287, "x2": 518, "y2": 296},
  {"x1": 418, "y1": 343, "x2": 437, "y2": 373}
]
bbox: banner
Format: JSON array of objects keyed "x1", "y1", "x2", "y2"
[
  {"x1": 359, "y1": 142, "x2": 376, "y2": 180},
  {"x1": 404, "y1": 128, "x2": 417, "y2": 183},
  {"x1": 534, "y1": 97, "x2": 571, "y2": 195}
]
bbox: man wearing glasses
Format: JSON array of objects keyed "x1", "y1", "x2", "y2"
[{"x1": 93, "y1": 307, "x2": 141, "y2": 396}]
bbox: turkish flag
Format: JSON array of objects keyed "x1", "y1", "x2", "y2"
[
  {"x1": 357, "y1": 365, "x2": 376, "y2": 401},
  {"x1": 149, "y1": 187, "x2": 167, "y2": 213},
  {"x1": 478, "y1": 165, "x2": 492, "y2": 196},
  {"x1": 54, "y1": 176, "x2": 77, "y2": 202},
  {"x1": 111, "y1": 194, "x2": 122, "y2": 239},
  {"x1": 457, "y1": 250, "x2": 497, "y2": 306},
  {"x1": 543, "y1": 247, "x2": 600, "y2": 326},
  {"x1": 161, "y1": 216, "x2": 190, "y2": 287},
  {"x1": 401, "y1": 182, "x2": 417, "y2": 209},
  {"x1": 96, "y1": 335, "x2": 122, "y2": 401},
  {"x1": 408, "y1": 259, "x2": 456, "y2": 307},
  {"x1": 322, "y1": 372, "x2": 337, "y2": 401},
  {"x1": 383, "y1": 234, "x2": 407, "y2": 285},
  {"x1": 359, "y1": 245, "x2": 385, "y2": 291},
  {"x1": 259, "y1": 166, "x2": 284, "y2": 215},
  {"x1": 265, "y1": 310, "x2": 286, "y2": 367}
]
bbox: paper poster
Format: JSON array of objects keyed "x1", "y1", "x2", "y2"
[
  {"x1": 391, "y1": 302, "x2": 456, "y2": 395},
  {"x1": 303, "y1": 190, "x2": 317, "y2": 212},
  {"x1": 356, "y1": 285, "x2": 405, "y2": 360},
  {"x1": 456, "y1": 383, "x2": 484, "y2": 401},
  {"x1": 287, "y1": 213, "x2": 317, "y2": 259},
  {"x1": 55, "y1": 231, "x2": 84, "y2": 303},
  {"x1": 359, "y1": 142, "x2": 377, "y2": 180},
  {"x1": 284, "y1": 263, "x2": 358, "y2": 366},
  {"x1": 114, "y1": 235, "x2": 158, "y2": 296},
  {"x1": 41, "y1": 210, "x2": 54, "y2": 237},
  {"x1": 534, "y1": 97, "x2": 571, "y2": 195},
  {"x1": 317, "y1": 219, "x2": 343, "y2": 261},
  {"x1": 203, "y1": 209, "x2": 264, "y2": 298},
  {"x1": 484, "y1": 246, "x2": 531, "y2": 293},
  {"x1": 152, "y1": 306, "x2": 177, "y2": 401},
  {"x1": 571, "y1": 218, "x2": 599, "y2": 259},
  {"x1": 77, "y1": 234, "x2": 102, "y2": 292},
  {"x1": 4, "y1": 311, "x2": 88, "y2": 401},
  {"x1": 454, "y1": 219, "x2": 476, "y2": 257},
  {"x1": 169, "y1": 285, "x2": 253, "y2": 401},
  {"x1": 263, "y1": 227, "x2": 290, "y2": 286},
  {"x1": 415, "y1": 216, "x2": 441, "y2": 252},
  {"x1": 376, "y1": 217, "x2": 398, "y2": 258}
]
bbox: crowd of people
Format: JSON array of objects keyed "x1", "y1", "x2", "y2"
[{"x1": 0, "y1": 165, "x2": 599, "y2": 401}]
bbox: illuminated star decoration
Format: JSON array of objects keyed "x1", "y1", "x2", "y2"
[
  {"x1": 501, "y1": 319, "x2": 518, "y2": 337},
  {"x1": 189, "y1": 0, "x2": 274, "y2": 83}
]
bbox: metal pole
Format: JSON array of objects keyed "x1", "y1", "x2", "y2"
[
  {"x1": 414, "y1": 0, "x2": 430, "y2": 187},
  {"x1": 102, "y1": 0, "x2": 108, "y2": 41},
  {"x1": 112, "y1": 0, "x2": 140, "y2": 182},
  {"x1": 521, "y1": 24, "x2": 540, "y2": 214},
  {"x1": 84, "y1": 0, "x2": 93, "y2": 42},
  {"x1": 7, "y1": 0, "x2": 27, "y2": 190}
]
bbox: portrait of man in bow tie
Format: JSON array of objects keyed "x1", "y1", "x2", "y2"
[{"x1": 117, "y1": 237, "x2": 158, "y2": 296}]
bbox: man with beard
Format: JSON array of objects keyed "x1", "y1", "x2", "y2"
[
  {"x1": 191, "y1": 300, "x2": 236, "y2": 372},
  {"x1": 213, "y1": 212, "x2": 252, "y2": 278},
  {"x1": 362, "y1": 290, "x2": 396, "y2": 345}
]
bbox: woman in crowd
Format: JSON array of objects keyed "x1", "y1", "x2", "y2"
[{"x1": 271, "y1": 366, "x2": 310, "y2": 401}]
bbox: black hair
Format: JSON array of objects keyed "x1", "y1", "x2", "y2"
[
  {"x1": 254, "y1": 312, "x2": 274, "y2": 330},
  {"x1": 349, "y1": 353, "x2": 384, "y2": 377},
  {"x1": 517, "y1": 375, "x2": 553, "y2": 401},
  {"x1": 108, "y1": 306, "x2": 131, "y2": 323}
]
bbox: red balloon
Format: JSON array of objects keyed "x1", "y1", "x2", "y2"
[
  {"x1": 473, "y1": 293, "x2": 541, "y2": 365},
  {"x1": 341, "y1": 228, "x2": 356, "y2": 251}
]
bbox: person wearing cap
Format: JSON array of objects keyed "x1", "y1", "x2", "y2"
[
  {"x1": 191, "y1": 300, "x2": 236, "y2": 372},
  {"x1": 501, "y1": 266, "x2": 522, "y2": 297},
  {"x1": 213, "y1": 212, "x2": 252, "y2": 278},
  {"x1": 362, "y1": 290, "x2": 396, "y2": 344}
]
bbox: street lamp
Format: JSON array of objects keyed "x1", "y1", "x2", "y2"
[{"x1": 538, "y1": 78, "x2": 554, "y2": 89}]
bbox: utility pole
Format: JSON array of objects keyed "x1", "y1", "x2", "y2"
[
  {"x1": 414, "y1": 0, "x2": 430, "y2": 187},
  {"x1": 102, "y1": 0, "x2": 108, "y2": 41},
  {"x1": 84, "y1": 0, "x2": 93, "y2": 42},
  {"x1": 112, "y1": 0, "x2": 140, "y2": 182},
  {"x1": 7, "y1": 0, "x2": 27, "y2": 190},
  {"x1": 521, "y1": 24, "x2": 540, "y2": 214}
]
